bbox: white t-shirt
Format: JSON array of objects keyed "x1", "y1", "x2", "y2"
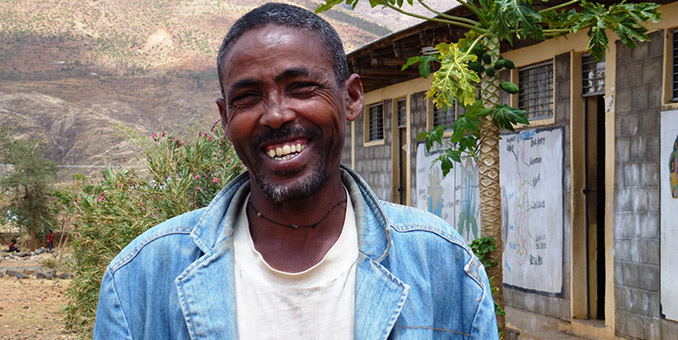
[{"x1": 233, "y1": 191, "x2": 358, "y2": 340}]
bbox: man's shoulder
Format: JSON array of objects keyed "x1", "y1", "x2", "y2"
[
  {"x1": 378, "y1": 200, "x2": 469, "y2": 248},
  {"x1": 107, "y1": 208, "x2": 206, "y2": 274}
]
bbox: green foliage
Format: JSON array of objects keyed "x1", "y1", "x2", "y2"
[
  {"x1": 493, "y1": 0, "x2": 545, "y2": 43},
  {"x1": 427, "y1": 42, "x2": 480, "y2": 108},
  {"x1": 565, "y1": 0, "x2": 661, "y2": 61},
  {"x1": 63, "y1": 121, "x2": 244, "y2": 337},
  {"x1": 0, "y1": 129, "x2": 59, "y2": 249},
  {"x1": 470, "y1": 236, "x2": 504, "y2": 336}
]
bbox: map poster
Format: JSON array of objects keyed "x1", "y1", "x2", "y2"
[
  {"x1": 415, "y1": 142, "x2": 481, "y2": 244},
  {"x1": 500, "y1": 127, "x2": 563, "y2": 294},
  {"x1": 660, "y1": 110, "x2": 678, "y2": 321}
]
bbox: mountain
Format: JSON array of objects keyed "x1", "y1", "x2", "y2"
[{"x1": 0, "y1": 0, "x2": 404, "y2": 179}]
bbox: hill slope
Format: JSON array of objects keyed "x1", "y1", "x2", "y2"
[{"x1": 0, "y1": 0, "x2": 397, "y2": 178}]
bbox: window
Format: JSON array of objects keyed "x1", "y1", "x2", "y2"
[
  {"x1": 582, "y1": 54, "x2": 605, "y2": 97},
  {"x1": 673, "y1": 30, "x2": 678, "y2": 101},
  {"x1": 519, "y1": 61, "x2": 554, "y2": 120},
  {"x1": 367, "y1": 103, "x2": 384, "y2": 142},
  {"x1": 397, "y1": 99, "x2": 407, "y2": 128},
  {"x1": 432, "y1": 104, "x2": 455, "y2": 129}
]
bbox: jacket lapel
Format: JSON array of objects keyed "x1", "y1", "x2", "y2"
[
  {"x1": 175, "y1": 239, "x2": 238, "y2": 340},
  {"x1": 354, "y1": 254, "x2": 410, "y2": 340}
]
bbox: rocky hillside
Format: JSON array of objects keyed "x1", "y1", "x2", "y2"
[{"x1": 0, "y1": 0, "x2": 454, "y2": 179}]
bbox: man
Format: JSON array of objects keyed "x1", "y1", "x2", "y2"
[{"x1": 93, "y1": 3, "x2": 497, "y2": 339}]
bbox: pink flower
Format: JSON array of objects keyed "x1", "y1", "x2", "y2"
[
  {"x1": 196, "y1": 186, "x2": 201, "y2": 191},
  {"x1": 194, "y1": 174, "x2": 200, "y2": 179},
  {"x1": 98, "y1": 195, "x2": 105, "y2": 202},
  {"x1": 212, "y1": 177, "x2": 219, "y2": 183}
]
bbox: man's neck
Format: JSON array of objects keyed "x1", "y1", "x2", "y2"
[{"x1": 245, "y1": 174, "x2": 348, "y2": 272}]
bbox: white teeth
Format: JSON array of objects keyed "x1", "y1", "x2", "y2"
[{"x1": 267, "y1": 142, "x2": 308, "y2": 160}]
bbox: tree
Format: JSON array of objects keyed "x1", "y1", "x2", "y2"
[
  {"x1": 0, "y1": 129, "x2": 59, "y2": 250},
  {"x1": 317, "y1": 0, "x2": 661, "y2": 332}
]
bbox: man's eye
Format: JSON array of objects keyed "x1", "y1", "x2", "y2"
[
  {"x1": 288, "y1": 82, "x2": 318, "y2": 96},
  {"x1": 230, "y1": 92, "x2": 260, "y2": 107}
]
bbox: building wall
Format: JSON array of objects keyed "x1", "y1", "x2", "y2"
[
  {"x1": 351, "y1": 99, "x2": 393, "y2": 201},
  {"x1": 503, "y1": 52, "x2": 573, "y2": 321},
  {"x1": 409, "y1": 90, "x2": 428, "y2": 207},
  {"x1": 612, "y1": 30, "x2": 677, "y2": 340}
]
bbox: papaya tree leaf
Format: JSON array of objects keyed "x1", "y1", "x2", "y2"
[
  {"x1": 494, "y1": 0, "x2": 544, "y2": 43},
  {"x1": 427, "y1": 42, "x2": 479, "y2": 109}
]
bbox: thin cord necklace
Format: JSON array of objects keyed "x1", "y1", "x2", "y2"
[{"x1": 248, "y1": 199, "x2": 347, "y2": 229}]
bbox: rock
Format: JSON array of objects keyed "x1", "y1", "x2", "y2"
[
  {"x1": 24, "y1": 268, "x2": 36, "y2": 276},
  {"x1": 35, "y1": 248, "x2": 45, "y2": 254},
  {"x1": 6, "y1": 269, "x2": 22, "y2": 278},
  {"x1": 58, "y1": 272, "x2": 73, "y2": 279},
  {"x1": 18, "y1": 251, "x2": 31, "y2": 257},
  {"x1": 4, "y1": 269, "x2": 29, "y2": 279},
  {"x1": 35, "y1": 270, "x2": 52, "y2": 279},
  {"x1": 0, "y1": 272, "x2": 4, "y2": 278}
]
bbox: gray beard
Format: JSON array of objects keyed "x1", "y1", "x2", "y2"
[{"x1": 254, "y1": 158, "x2": 329, "y2": 202}]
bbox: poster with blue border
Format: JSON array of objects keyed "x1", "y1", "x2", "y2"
[
  {"x1": 660, "y1": 110, "x2": 678, "y2": 321},
  {"x1": 500, "y1": 127, "x2": 563, "y2": 294},
  {"x1": 415, "y1": 142, "x2": 481, "y2": 244}
]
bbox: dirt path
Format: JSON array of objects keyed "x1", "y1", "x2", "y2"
[{"x1": 0, "y1": 278, "x2": 78, "y2": 339}]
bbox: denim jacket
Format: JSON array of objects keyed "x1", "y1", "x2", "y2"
[{"x1": 94, "y1": 165, "x2": 498, "y2": 339}]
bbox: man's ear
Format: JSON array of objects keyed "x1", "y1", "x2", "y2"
[
  {"x1": 216, "y1": 98, "x2": 232, "y2": 140},
  {"x1": 343, "y1": 73, "x2": 364, "y2": 122}
]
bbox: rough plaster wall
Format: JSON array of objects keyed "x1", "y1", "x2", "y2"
[
  {"x1": 352, "y1": 100, "x2": 393, "y2": 201},
  {"x1": 342, "y1": 120, "x2": 351, "y2": 166},
  {"x1": 613, "y1": 30, "x2": 671, "y2": 340},
  {"x1": 410, "y1": 91, "x2": 428, "y2": 207},
  {"x1": 503, "y1": 52, "x2": 572, "y2": 321}
]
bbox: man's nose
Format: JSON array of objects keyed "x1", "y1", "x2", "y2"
[{"x1": 259, "y1": 99, "x2": 295, "y2": 129}]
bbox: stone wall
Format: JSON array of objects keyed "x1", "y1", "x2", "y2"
[
  {"x1": 613, "y1": 30, "x2": 676, "y2": 340},
  {"x1": 504, "y1": 52, "x2": 572, "y2": 321},
  {"x1": 351, "y1": 99, "x2": 393, "y2": 201}
]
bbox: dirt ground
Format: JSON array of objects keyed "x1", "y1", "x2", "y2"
[{"x1": 0, "y1": 252, "x2": 79, "y2": 340}]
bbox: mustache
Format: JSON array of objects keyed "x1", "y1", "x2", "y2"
[{"x1": 253, "y1": 124, "x2": 319, "y2": 147}]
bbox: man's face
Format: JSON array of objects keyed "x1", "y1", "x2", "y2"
[{"x1": 217, "y1": 25, "x2": 361, "y2": 202}]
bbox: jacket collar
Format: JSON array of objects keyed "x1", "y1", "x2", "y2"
[
  {"x1": 178, "y1": 165, "x2": 408, "y2": 339},
  {"x1": 190, "y1": 164, "x2": 393, "y2": 262}
]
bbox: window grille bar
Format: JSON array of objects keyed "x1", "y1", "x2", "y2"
[
  {"x1": 397, "y1": 99, "x2": 407, "y2": 128},
  {"x1": 518, "y1": 61, "x2": 554, "y2": 120},
  {"x1": 368, "y1": 104, "x2": 384, "y2": 141}
]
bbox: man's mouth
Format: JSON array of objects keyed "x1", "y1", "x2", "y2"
[{"x1": 265, "y1": 140, "x2": 307, "y2": 161}]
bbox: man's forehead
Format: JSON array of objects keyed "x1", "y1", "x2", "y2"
[{"x1": 221, "y1": 25, "x2": 335, "y2": 85}]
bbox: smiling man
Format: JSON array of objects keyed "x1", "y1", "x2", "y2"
[{"x1": 93, "y1": 3, "x2": 497, "y2": 339}]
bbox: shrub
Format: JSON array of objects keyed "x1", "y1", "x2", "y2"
[{"x1": 64, "y1": 121, "x2": 244, "y2": 337}]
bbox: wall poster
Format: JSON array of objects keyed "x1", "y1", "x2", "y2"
[
  {"x1": 500, "y1": 127, "x2": 563, "y2": 294},
  {"x1": 660, "y1": 110, "x2": 678, "y2": 321},
  {"x1": 415, "y1": 142, "x2": 481, "y2": 244}
]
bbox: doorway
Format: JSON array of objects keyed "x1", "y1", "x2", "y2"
[
  {"x1": 392, "y1": 98, "x2": 409, "y2": 205},
  {"x1": 584, "y1": 94, "x2": 606, "y2": 320}
]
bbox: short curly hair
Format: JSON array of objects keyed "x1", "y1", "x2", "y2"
[{"x1": 216, "y1": 2, "x2": 349, "y2": 99}]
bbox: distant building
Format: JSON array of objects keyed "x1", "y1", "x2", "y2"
[{"x1": 344, "y1": 1, "x2": 678, "y2": 339}]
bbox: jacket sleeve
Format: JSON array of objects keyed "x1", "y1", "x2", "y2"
[
  {"x1": 93, "y1": 267, "x2": 133, "y2": 340},
  {"x1": 471, "y1": 267, "x2": 500, "y2": 340}
]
